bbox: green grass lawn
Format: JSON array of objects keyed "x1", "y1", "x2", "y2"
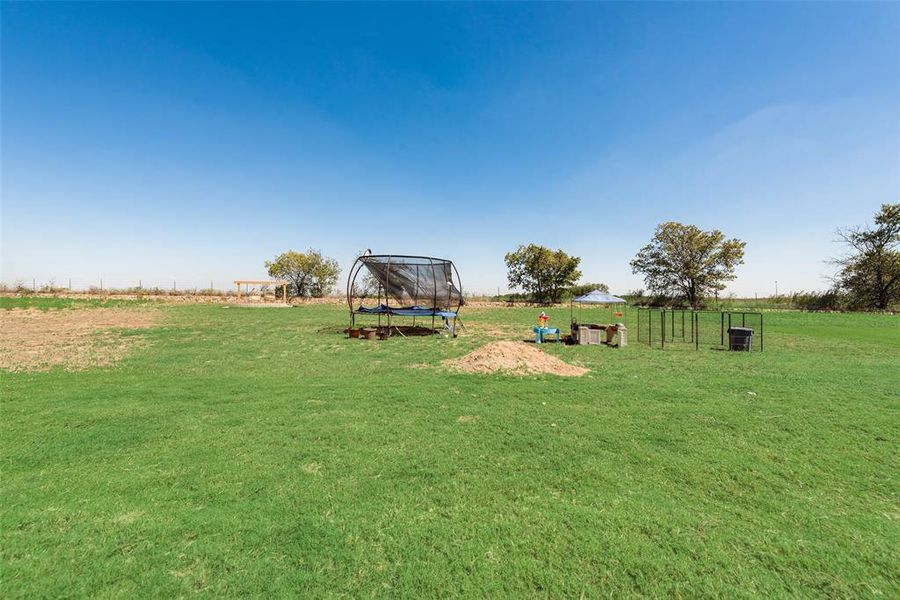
[{"x1": 2, "y1": 301, "x2": 898, "y2": 597}]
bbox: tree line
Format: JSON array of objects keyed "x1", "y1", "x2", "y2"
[
  {"x1": 502, "y1": 222, "x2": 745, "y2": 308},
  {"x1": 266, "y1": 202, "x2": 899, "y2": 311}
]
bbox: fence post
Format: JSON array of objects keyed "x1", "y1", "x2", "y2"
[
  {"x1": 695, "y1": 312, "x2": 699, "y2": 350},
  {"x1": 661, "y1": 309, "x2": 666, "y2": 349},
  {"x1": 720, "y1": 312, "x2": 724, "y2": 346}
]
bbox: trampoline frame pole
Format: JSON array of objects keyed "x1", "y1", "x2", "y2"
[
  {"x1": 451, "y1": 261, "x2": 463, "y2": 337},
  {"x1": 385, "y1": 255, "x2": 392, "y2": 336},
  {"x1": 429, "y1": 258, "x2": 437, "y2": 334},
  {"x1": 413, "y1": 264, "x2": 419, "y2": 328},
  {"x1": 446, "y1": 262, "x2": 452, "y2": 333}
]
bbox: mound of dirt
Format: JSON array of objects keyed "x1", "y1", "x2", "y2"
[
  {"x1": 0, "y1": 308, "x2": 159, "y2": 372},
  {"x1": 443, "y1": 341, "x2": 589, "y2": 377}
]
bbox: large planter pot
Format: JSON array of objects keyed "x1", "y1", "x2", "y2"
[
  {"x1": 348, "y1": 328, "x2": 361, "y2": 339},
  {"x1": 361, "y1": 328, "x2": 377, "y2": 340}
]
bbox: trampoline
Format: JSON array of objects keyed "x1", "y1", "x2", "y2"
[{"x1": 346, "y1": 254, "x2": 464, "y2": 336}]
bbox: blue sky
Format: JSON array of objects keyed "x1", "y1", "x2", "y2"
[{"x1": 2, "y1": 2, "x2": 898, "y2": 295}]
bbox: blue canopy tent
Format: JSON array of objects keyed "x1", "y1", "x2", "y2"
[{"x1": 570, "y1": 290, "x2": 628, "y2": 325}]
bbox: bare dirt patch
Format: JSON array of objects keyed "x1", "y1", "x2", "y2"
[
  {"x1": 1, "y1": 291, "x2": 345, "y2": 306},
  {"x1": 443, "y1": 341, "x2": 589, "y2": 377},
  {"x1": 0, "y1": 308, "x2": 160, "y2": 372}
]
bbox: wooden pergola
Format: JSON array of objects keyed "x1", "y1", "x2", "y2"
[{"x1": 234, "y1": 280, "x2": 290, "y2": 302}]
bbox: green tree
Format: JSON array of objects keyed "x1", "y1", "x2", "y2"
[
  {"x1": 834, "y1": 203, "x2": 900, "y2": 310},
  {"x1": 505, "y1": 244, "x2": 582, "y2": 304},
  {"x1": 567, "y1": 282, "x2": 610, "y2": 299},
  {"x1": 266, "y1": 249, "x2": 340, "y2": 298},
  {"x1": 630, "y1": 222, "x2": 745, "y2": 309}
]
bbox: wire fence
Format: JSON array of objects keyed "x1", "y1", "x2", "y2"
[
  {"x1": 0, "y1": 277, "x2": 260, "y2": 295},
  {"x1": 636, "y1": 308, "x2": 764, "y2": 351}
]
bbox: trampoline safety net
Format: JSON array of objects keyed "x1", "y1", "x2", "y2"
[
  {"x1": 348, "y1": 255, "x2": 463, "y2": 310},
  {"x1": 346, "y1": 254, "x2": 464, "y2": 335}
]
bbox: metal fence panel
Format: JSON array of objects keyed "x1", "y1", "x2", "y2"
[{"x1": 636, "y1": 308, "x2": 763, "y2": 351}]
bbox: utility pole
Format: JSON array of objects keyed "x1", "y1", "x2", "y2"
[{"x1": 775, "y1": 280, "x2": 778, "y2": 297}]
